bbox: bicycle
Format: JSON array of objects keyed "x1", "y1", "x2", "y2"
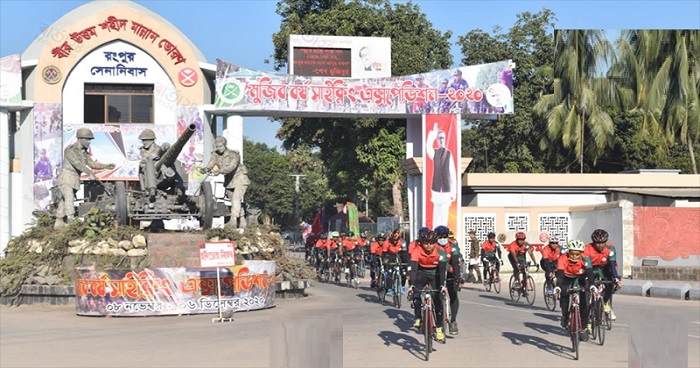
[
  {"x1": 317, "y1": 254, "x2": 331, "y2": 283},
  {"x1": 543, "y1": 270, "x2": 558, "y2": 311},
  {"x1": 560, "y1": 283, "x2": 584, "y2": 360},
  {"x1": 356, "y1": 249, "x2": 366, "y2": 279},
  {"x1": 387, "y1": 262, "x2": 406, "y2": 309},
  {"x1": 483, "y1": 258, "x2": 501, "y2": 294},
  {"x1": 350, "y1": 254, "x2": 361, "y2": 289},
  {"x1": 442, "y1": 278, "x2": 454, "y2": 335},
  {"x1": 376, "y1": 263, "x2": 388, "y2": 303},
  {"x1": 589, "y1": 279, "x2": 616, "y2": 343},
  {"x1": 509, "y1": 262, "x2": 537, "y2": 305},
  {"x1": 410, "y1": 287, "x2": 446, "y2": 361}
]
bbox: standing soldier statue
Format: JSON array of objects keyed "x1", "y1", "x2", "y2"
[
  {"x1": 137, "y1": 129, "x2": 165, "y2": 200},
  {"x1": 201, "y1": 136, "x2": 249, "y2": 228},
  {"x1": 54, "y1": 128, "x2": 115, "y2": 229}
]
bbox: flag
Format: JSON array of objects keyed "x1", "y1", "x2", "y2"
[{"x1": 347, "y1": 202, "x2": 360, "y2": 236}]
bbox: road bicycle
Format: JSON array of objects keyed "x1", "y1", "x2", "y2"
[
  {"x1": 543, "y1": 268, "x2": 558, "y2": 311},
  {"x1": 589, "y1": 278, "x2": 616, "y2": 344},
  {"x1": 483, "y1": 257, "x2": 501, "y2": 294},
  {"x1": 509, "y1": 262, "x2": 538, "y2": 305},
  {"x1": 410, "y1": 287, "x2": 447, "y2": 361},
  {"x1": 387, "y1": 261, "x2": 407, "y2": 308},
  {"x1": 375, "y1": 263, "x2": 388, "y2": 303},
  {"x1": 355, "y1": 248, "x2": 366, "y2": 279},
  {"x1": 561, "y1": 283, "x2": 584, "y2": 360}
]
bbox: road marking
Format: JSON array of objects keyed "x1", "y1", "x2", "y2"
[
  {"x1": 691, "y1": 322, "x2": 700, "y2": 325},
  {"x1": 461, "y1": 299, "x2": 547, "y2": 314},
  {"x1": 613, "y1": 323, "x2": 629, "y2": 328},
  {"x1": 690, "y1": 335, "x2": 700, "y2": 339}
]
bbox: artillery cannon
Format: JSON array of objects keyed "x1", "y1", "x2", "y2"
[{"x1": 37, "y1": 124, "x2": 229, "y2": 229}]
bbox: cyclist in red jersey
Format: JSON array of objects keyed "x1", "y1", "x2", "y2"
[
  {"x1": 408, "y1": 230, "x2": 448, "y2": 342},
  {"x1": 342, "y1": 232, "x2": 359, "y2": 279},
  {"x1": 383, "y1": 230, "x2": 407, "y2": 296},
  {"x1": 507, "y1": 232, "x2": 537, "y2": 289},
  {"x1": 540, "y1": 236, "x2": 562, "y2": 294},
  {"x1": 554, "y1": 239, "x2": 595, "y2": 342},
  {"x1": 314, "y1": 232, "x2": 328, "y2": 274},
  {"x1": 409, "y1": 227, "x2": 431, "y2": 254},
  {"x1": 480, "y1": 232, "x2": 503, "y2": 282},
  {"x1": 370, "y1": 233, "x2": 386, "y2": 288},
  {"x1": 583, "y1": 229, "x2": 622, "y2": 321}
]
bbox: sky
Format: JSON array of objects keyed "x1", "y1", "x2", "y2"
[{"x1": 1, "y1": 0, "x2": 699, "y2": 150}]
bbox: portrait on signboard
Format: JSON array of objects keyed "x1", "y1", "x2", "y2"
[{"x1": 424, "y1": 115, "x2": 460, "y2": 232}]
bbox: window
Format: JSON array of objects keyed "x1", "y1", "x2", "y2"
[{"x1": 84, "y1": 83, "x2": 153, "y2": 124}]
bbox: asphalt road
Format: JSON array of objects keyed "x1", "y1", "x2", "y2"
[{"x1": 1, "y1": 270, "x2": 699, "y2": 368}]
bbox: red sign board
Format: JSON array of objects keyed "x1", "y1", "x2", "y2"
[
  {"x1": 198, "y1": 242, "x2": 236, "y2": 268},
  {"x1": 292, "y1": 47, "x2": 351, "y2": 77}
]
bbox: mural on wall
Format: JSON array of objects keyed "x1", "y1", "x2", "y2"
[
  {"x1": 634, "y1": 207, "x2": 700, "y2": 261},
  {"x1": 0, "y1": 54, "x2": 22, "y2": 104},
  {"x1": 33, "y1": 103, "x2": 64, "y2": 211}
]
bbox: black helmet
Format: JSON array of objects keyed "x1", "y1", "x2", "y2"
[
  {"x1": 591, "y1": 229, "x2": 609, "y2": 243},
  {"x1": 487, "y1": 232, "x2": 496, "y2": 239}
]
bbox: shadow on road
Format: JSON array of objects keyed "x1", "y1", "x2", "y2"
[
  {"x1": 533, "y1": 312, "x2": 561, "y2": 322},
  {"x1": 502, "y1": 331, "x2": 573, "y2": 360},
  {"x1": 524, "y1": 321, "x2": 568, "y2": 337},
  {"x1": 378, "y1": 330, "x2": 426, "y2": 361},
  {"x1": 478, "y1": 294, "x2": 550, "y2": 312},
  {"x1": 383, "y1": 308, "x2": 415, "y2": 332}
]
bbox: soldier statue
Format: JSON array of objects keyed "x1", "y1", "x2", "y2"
[
  {"x1": 138, "y1": 129, "x2": 163, "y2": 199},
  {"x1": 201, "y1": 136, "x2": 250, "y2": 228},
  {"x1": 54, "y1": 128, "x2": 115, "y2": 229}
]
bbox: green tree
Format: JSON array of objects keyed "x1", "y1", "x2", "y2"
[
  {"x1": 271, "y1": 0, "x2": 453, "y2": 218},
  {"x1": 457, "y1": 9, "x2": 557, "y2": 173},
  {"x1": 615, "y1": 30, "x2": 700, "y2": 173},
  {"x1": 533, "y1": 30, "x2": 617, "y2": 172}
]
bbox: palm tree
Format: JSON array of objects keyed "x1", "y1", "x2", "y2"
[
  {"x1": 534, "y1": 30, "x2": 617, "y2": 172},
  {"x1": 615, "y1": 30, "x2": 700, "y2": 174}
]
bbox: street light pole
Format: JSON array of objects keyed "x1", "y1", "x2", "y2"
[{"x1": 289, "y1": 174, "x2": 306, "y2": 243}]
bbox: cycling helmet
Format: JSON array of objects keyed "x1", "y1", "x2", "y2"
[
  {"x1": 376, "y1": 232, "x2": 386, "y2": 241},
  {"x1": 434, "y1": 225, "x2": 450, "y2": 236},
  {"x1": 418, "y1": 227, "x2": 430, "y2": 236},
  {"x1": 567, "y1": 239, "x2": 585, "y2": 252},
  {"x1": 487, "y1": 232, "x2": 496, "y2": 239},
  {"x1": 348, "y1": 231, "x2": 354, "y2": 237},
  {"x1": 360, "y1": 233, "x2": 367, "y2": 239},
  {"x1": 515, "y1": 231, "x2": 527, "y2": 240},
  {"x1": 389, "y1": 230, "x2": 400, "y2": 241},
  {"x1": 331, "y1": 231, "x2": 340, "y2": 238},
  {"x1": 591, "y1": 229, "x2": 609, "y2": 243},
  {"x1": 340, "y1": 232, "x2": 346, "y2": 238},
  {"x1": 549, "y1": 236, "x2": 560, "y2": 243},
  {"x1": 423, "y1": 231, "x2": 438, "y2": 244},
  {"x1": 308, "y1": 233, "x2": 315, "y2": 239}
]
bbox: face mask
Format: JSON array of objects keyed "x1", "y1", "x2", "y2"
[
  {"x1": 568, "y1": 257, "x2": 579, "y2": 263},
  {"x1": 437, "y1": 238, "x2": 448, "y2": 245}
]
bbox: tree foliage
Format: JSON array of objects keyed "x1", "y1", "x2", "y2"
[{"x1": 270, "y1": 0, "x2": 453, "y2": 218}]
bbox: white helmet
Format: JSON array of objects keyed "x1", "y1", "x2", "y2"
[{"x1": 567, "y1": 239, "x2": 585, "y2": 252}]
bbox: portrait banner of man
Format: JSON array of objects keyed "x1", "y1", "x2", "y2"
[{"x1": 423, "y1": 114, "x2": 461, "y2": 233}]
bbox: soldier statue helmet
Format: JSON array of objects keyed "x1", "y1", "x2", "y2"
[
  {"x1": 76, "y1": 128, "x2": 95, "y2": 140},
  {"x1": 139, "y1": 129, "x2": 157, "y2": 149}
]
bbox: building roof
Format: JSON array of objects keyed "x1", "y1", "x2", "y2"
[
  {"x1": 462, "y1": 173, "x2": 700, "y2": 190},
  {"x1": 22, "y1": 0, "x2": 207, "y2": 63},
  {"x1": 609, "y1": 187, "x2": 700, "y2": 198}
]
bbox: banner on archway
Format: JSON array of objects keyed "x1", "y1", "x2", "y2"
[
  {"x1": 423, "y1": 114, "x2": 461, "y2": 233},
  {"x1": 215, "y1": 59, "x2": 514, "y2": 116}
]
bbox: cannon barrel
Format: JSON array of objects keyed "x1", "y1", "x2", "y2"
[{"x1": 155, "y1": 124, "x2": 196, "y2": 172}]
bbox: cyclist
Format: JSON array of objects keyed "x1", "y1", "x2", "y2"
[
  {"x1": 480, "y1": 232, "x2": 503, "y2": 282},
  {"x1": 435, "y1": 225, "x2": 463, "y2": 335},
  {"x1": 409, "y1": 227, "x2": 431, "y2": 254},
  {"x1": 408, "y1": 230, "x2": 449, "y2": 342},
  {"x1": 583, "y1": 229, "x2": 622, "y2": 321},
  {"x1": 370, "y1": 232, "x2": 387, "y2": 288},
  {"x1": 507, "y1": 232, "x2": 538, "y2": 293},
  {"x1": 342, "y1": 231, "x2": 359, "y2": 278},
  {"x1": 554, "y1": 239, "x2": 595, "y2": 342},
  {"x1": 326, "y1": 231, "x2": 342, "y2": 273},
  {"x1": 314, "y1": 232, "x2": 328, "y2": 274},
  {"x1": 540, "y1": 236, "x2": 562, "y2": 294},
  {"x1": 304, "y1": 233, "x2": 317, "y2": 262},
  {"x1": 383, "y1": 230, "x2": 406, "y2": 296}
]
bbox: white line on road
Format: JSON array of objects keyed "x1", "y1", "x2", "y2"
[
  {"x1": 461, "y1": 299, "x2": 541, "y2": 314},
  {"x1": 691, "y1": 322, "x2": 700, "y2": 325},
  {"x1": 690, "y1": 335, "x2": 700, "y2": 339}
]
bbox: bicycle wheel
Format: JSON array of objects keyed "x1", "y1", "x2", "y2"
[
  {"x1": 442, "y1": 293, "x2": 451, "y2": 339},
  {"x1": 358, "y1": 260, "x2": 366, "y2": 278},
  {"x1": 393, "y1": 276, "x2": 401, "y2": 309},
  {"x1": 352, "y1": 265, "x2": 360, "y2": 289},
  {"x1": 571, "y1": 306, "x2": 580, "y2": 360},
  {"x1": 377, "y1": 273, "x2": 386, "y2": 302},
  {"x1": 322, "y1": 265, "x2": 330, "y2": 283},
  {"x1": 590, "y1": 300, "x2": 598, "y2": 341},
  {"x1": 598, "y1": 300, "x2": 606, "y2": 346},
  {"x1": 423, "y1": 303, "x2": 432, "y2": 361},
  {"x1": 493, "y1": 270, "x2": 501, "y2": 294},
  {"x1": 484, "y1": 270, "x2": 492, "y2": 292},
  {"x1": 509, "y1": 275, "x2": 520, "y2": 302},
  {"x1": 544, "y1": 281, "x2": 556, "y2": 311},
  {"x1": 604, "y1": 309, "x2": 613, "y2": 330},
  {"x1": 524, "y1": 276, "x2": 535, "y2": 306}
]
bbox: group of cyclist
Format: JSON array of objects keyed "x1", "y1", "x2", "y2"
[
  {"x1": 304, "y1": 225, "x2": 622, "y2": 344},
  {"x1": 305, "y1": 225, "x2": 465, "y2": 343},
  {"x1": 537, "y1": 229, "x2": 622, "y2": 341}
]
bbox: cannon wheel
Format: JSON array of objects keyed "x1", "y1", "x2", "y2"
[
  {"x1": 199, "y1": 181, "x2": 214, "y2": 229},
  {"x1": 115, "y1": 181, "x2": 128, "y2": 226}
]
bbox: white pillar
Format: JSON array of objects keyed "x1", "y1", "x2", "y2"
[
  {"x1": 405, "y1": 116, "x2": 423, "y2": 240},
  {"x1": 0, "y1": 109, "x2": 10, "y2": 257},
  {"x1": 223, "y1": 114, "x2": 244, "y2": 161}
]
